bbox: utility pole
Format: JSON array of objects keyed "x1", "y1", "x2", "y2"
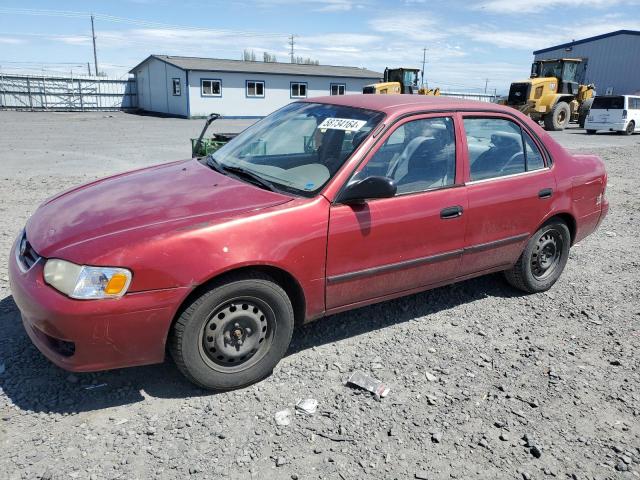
[
  {"x1": 91, "y1": 14, "x2": 99, "y2": 76},
  {"x1": 421, "y1": 48, "x2": 427, "y2": 88},
  {"x1": 87, "y1": 62, "x2": 91, "y2": 76},
  {"x1": 289, "y1": 34, "x2": 295, "y2": 64},
  {"x1": 484, "y1": 78, "x2": 489, "y2": 94}
]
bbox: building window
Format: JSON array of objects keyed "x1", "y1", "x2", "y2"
[
  {"x1": 201, "y1": 79, "x2": 222, "y2": 97},
  {"x1": 330, "y1": 83, "x2": 346, "y2": 95},
  {"x1": 246, "y1": 80, "x2": 265, "y2": 98},
  {"x1": 171, "y1": 78, "x2": 181, "y2": 96},
  {"x1": 290, "y1": 82, "x2": 307, "y2": 98}
]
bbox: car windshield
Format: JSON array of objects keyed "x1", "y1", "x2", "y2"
[{"x1": 210, "y1": 102, "x2": 385, "y2": 196}]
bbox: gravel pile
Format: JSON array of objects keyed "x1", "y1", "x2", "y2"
[{"x1": 0, "y1": 113, "x2": 638, "y2": 479}]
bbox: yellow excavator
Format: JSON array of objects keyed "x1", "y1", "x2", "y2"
[
  {"x1": 363, "y1": 67, "x2": 440, "y2": 95},
  {"x1": 506, "y1": 58, "x2": 595, "y2": 131}
]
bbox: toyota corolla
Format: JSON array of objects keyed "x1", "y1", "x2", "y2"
[{"x1": 9, "y1": 96, "x2": 608, "y2": 390}]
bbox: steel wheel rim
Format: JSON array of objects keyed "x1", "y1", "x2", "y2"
[
  {"x1": 557, "y1": 110, "x2": 567, "y2": 124},
  {"x1": 198, "y1": 297, "x2": 274, "y2": 373},
  {"x1": 530, "y1": 229, "x2": 563, "y2": 280}
]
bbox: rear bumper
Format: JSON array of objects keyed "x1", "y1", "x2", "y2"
[
  {"x1": 584, "y1": 121, "x2": 627, "y2": 131},
  {"x1": 8, "y1": 239, "x2": 188, "y2": 372}
]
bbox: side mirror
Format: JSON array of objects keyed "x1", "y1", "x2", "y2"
[{"x1": 337, "y1": 176, "x2": 397, "y2": 204}]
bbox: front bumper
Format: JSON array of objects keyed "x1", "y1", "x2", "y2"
[{"x1": 8, "y1": 239, "x2": 188, "y2": 372}]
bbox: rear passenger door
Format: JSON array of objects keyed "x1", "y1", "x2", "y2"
[{"x1": 459, "y1": 114, "x2": 556, "y2": 276}]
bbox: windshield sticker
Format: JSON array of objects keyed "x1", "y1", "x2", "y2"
[
  {"x1": 304, "y1": 182, "x2": 315, "y2": 190},
  {"x1": 318, "y1": 118, "x2": 367, "y2": 132}
]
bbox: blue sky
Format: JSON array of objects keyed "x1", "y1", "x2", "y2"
[{"x1": 1, "y1": 0, "x2": 639, "y2": 93}]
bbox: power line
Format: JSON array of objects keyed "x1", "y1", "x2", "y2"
[{"x1": 0, "y1": 8, "x2": 288, "y2": 38}]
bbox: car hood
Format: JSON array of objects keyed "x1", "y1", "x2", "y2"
[{"x1": 27, "y1": 159, "x2": 292, "y2": 258}]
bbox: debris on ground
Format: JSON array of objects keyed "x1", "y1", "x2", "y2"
[
  {"x1": 274, "y1": 409, "x2": 292, "y2": 426},
  {"x1": 346, "y1": 371, "x2": 390, "y2": 398},
  {"x1": 295, "y1": 398, "x2": 318, "y2": 415}
]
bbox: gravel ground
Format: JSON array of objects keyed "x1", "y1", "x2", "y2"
[{"x1": 0, "y1": 111, "x2": 639, "y2": 480}]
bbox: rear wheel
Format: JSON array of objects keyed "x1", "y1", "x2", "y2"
[
  {"x1": 169, "y1": 273, "x2": 294, "y2": 390},
  {"x1": 625, "y1": 121, "x2": 635, "y2": 136},
  {"x1": 586, "y1": 129, "x2": 597, "y2": 135},
  {"x1": 504, "y1": 220, "x2": 571, "y2": 293},
  {"x1": 544, "y1": 101, "x2": 571, "y2": 131}
]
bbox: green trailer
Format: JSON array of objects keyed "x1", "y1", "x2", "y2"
[{"x1": 191, "y1": 113, "x2": 238, "y2": 157}]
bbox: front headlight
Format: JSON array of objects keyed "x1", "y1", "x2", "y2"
[{"x1": 43, "y1": 259, "x2": 132, "y2": 299}]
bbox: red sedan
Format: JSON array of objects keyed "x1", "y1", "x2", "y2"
[{"x1": 9, "y1": 96, "x2": 608, "y2": 390}]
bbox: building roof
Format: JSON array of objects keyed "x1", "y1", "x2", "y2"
[
  {"x1": 131, "y1": 55, "x2": 382, "y2": 79},
  {"x1": 533, "y1": 29, "x2": 640, "y2": 55}
]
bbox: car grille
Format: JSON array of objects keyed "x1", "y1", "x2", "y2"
[
  {"x1": 16, "y1": 230, "x2": 41, "y2": 271},
  {"x1": 507, "y1": 83, "x2": 530, "y2": 106}
]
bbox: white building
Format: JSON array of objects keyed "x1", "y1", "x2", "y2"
[{"x1": 130, "y1": 55, "x2": 381, "y2": 118}]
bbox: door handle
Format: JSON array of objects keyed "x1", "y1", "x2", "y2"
[
  {"x1": 538, "y1": 188, "x2": 553, "y2": 199},
  {"x1": 440, "y1": 205, "x2": 463, "y2": 219}
]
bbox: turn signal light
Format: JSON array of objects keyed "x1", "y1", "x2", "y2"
[{"x1": 105, "y1": 273, "x2": 129, "y2": 295}]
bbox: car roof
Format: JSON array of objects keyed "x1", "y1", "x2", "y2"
[{"x1": 303, "y1": 94, "x2": 508, "y2": 116}]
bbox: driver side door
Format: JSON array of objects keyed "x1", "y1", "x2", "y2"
[{"x1": 325, "y1": 114, "x2": 468, "y2": 310}]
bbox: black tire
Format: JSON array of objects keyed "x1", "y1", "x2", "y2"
[
  {"x1": 544, "y1": 101, "x2": 571, "y2": 131},
  {"x1": 586, "y1": 129, "x2": 597, "y2": 135},
  {"x1": 504, "y1": 220, "x2": 571, "y2": 293},
  {"x1": 578, "y1": 112, "x2": 587, "y2": 129},
  {"x1": 169, "y1": 273, "x2": 294, "y2": 391},
  {"x1": 625, "y1": 121, "x2": 635, "y2": 136}
]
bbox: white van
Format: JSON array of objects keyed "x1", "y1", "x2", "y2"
[{"x1": 585, "y1": 95, "x2": 640, "y2": 135}]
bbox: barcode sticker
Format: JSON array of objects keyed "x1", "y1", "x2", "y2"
[{"x1": 317, "y1": 118, "x2": 367, "y2": 131}]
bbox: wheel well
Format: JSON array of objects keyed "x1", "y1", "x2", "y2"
[
  {"x1": 545, "y1": 213, "x2": 576, "y2": 245},
  {"x1": 173, "y1": 266, "x2": 307, "y2": 331}
]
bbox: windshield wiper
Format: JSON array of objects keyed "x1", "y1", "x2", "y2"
[
  {"x1": 222, "y1": 165, "x2": 275, "y2": 192},
  {"x1": 206, "y1": 155, "x2": 225, "y2": 174}
]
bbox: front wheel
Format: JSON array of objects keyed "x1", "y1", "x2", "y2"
[
  {"x1": 504, "y1": 220, "x2": 571, "y2": 293},
  {"x1": 169, "y1": 273, "x2": 294, "y2": 390}
]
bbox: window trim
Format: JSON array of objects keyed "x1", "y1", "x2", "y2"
[
  {"x1": 330, "y1": 83, "x2": 346, "y2": 96},
  {"x1": 246, "y1": 80, "x2": 265, "y2": 98},
  {"x1": 460, "y1": 113, "x2": 552, "y2": 184},
  {"x1": 290, "y1": 81, "x2": 308, "y2": 99},
  {"x1": 336, "y1": 113, "x2": 461, "y2": 202},
  {"x1": 171, "y1": 78, "x2": 181, "y2": 96},
  {"x1": 201, "y1": 78, "x2": 222, "y2": 97}
]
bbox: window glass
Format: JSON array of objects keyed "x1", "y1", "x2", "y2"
[
  {"x1": 523, "y1": 133, "x2": 545, "y2": 170},
  {"x1": 212, "y1": 102, "x2": 384, "y2": 195},
  {"x1": 291, "y1": 82, "x2": 307, "y2": 98},
  {"x1": 592, "y1": 96, "x2": 624, "y2": 109},
  {"x1": 464, "y1": 118, "x2": 525, "y2": 181},
  {"x1": 247, "y1": 81, "x2": 265, "y2": 97},
  {"x1": 357, "y1": 117, "x2": 456, "y2": 195},
  {"x1": 172, "y1": 78, "x2": 181, "y2": 96},
  {"x1": 331, "y1": 84, "x2": 346, "y2": 95},
  {"x1": 202, "y1": 79, "x2": 221, "y2": 96}
]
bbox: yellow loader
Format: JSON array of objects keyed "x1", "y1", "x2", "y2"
[
  {"x1": 363, "y1": 68, "x2": 440, "y2": 96},
  {"x1": 506, "y1": 58, "x2": 595, "y2": 131}
]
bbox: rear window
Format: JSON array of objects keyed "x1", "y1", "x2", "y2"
[{"x1": 592, "y1": 96, "x2": 625, "y2": 110}]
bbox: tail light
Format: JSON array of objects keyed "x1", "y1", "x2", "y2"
[{"x1": 622, "y1": 109, "x2": 627, "y2": 119}]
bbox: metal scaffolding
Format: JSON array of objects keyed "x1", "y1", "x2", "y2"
[{"x1": 0, "y1": 73, "x2": 137, "y2": 111}]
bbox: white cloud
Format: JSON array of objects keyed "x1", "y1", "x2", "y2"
[
  {"x1": 460, "y1": 19, "x2": 640, "y2": 50},
  {"x1": 0, "y1": 37, "x2": 23, "y2": 44},
  {"x1": 256, "y1": 0, "x2": 368, "y2": 12},
  {"x1": 368, "y1": 14, "x2": 448, "y2": 41},
  {"x1": 475, "y1": 0, "x2": 639, "y2": 14}
]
